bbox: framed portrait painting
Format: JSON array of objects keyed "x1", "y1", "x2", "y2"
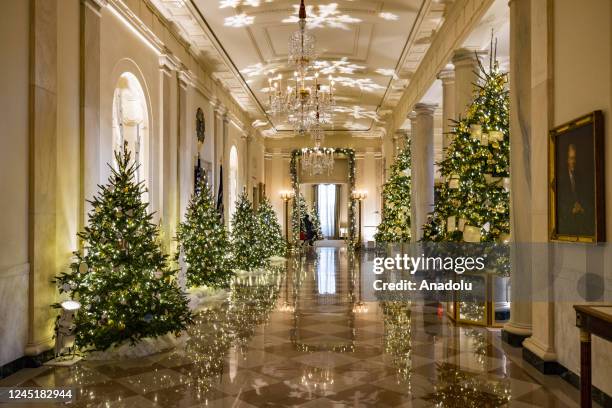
[{"x1": 549, "y1": 110, "x2": 605, "y2": 242}]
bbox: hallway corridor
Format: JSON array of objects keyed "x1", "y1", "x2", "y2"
[{"x1": 0, "y1": 246, "x2": 586, "y2": 407}]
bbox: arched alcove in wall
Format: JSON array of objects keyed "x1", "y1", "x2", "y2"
[
  {"x1": 112, "y1": 72, "x2": 149, "y2": 200},
  {"x1": 229, "y1": 145, "x2": 239, "y2": 222}
]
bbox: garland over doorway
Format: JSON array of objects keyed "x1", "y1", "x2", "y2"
[{"x1": 290, "y1": 148, "x2": 356, "y2": 248}]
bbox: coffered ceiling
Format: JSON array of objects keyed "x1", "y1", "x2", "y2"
[{"x1": 150, "y1": 0, "x2": 449, "y2": 136}]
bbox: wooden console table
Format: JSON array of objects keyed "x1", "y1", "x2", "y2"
[{"x1": 573, "y1": 304, "x2": 612, "y2": 408}]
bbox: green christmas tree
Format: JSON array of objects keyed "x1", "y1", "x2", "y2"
[
  {"x1": 176, "y1": 174, "x2": 233, "y2": 288},
  {"x1": 256, "y1": 196, "x2": 287, "y2": 258},
  {"x1": 291, "y1": 194, "x2": 323, "y2": 243},
  {"x1": 422, "y1": 54, "x2": 509, "y2": 243},
  {"x1": 375, "y1": 139, "x2": 412, "y2": 243},
  {"x1": 311, "y1": 205, "x2": 324, "y2": 240},
  {"x1": 230, "y1": 190, "x2": 267, "y2": 270},
  {"x1": 291, "y1": 193, "x2": 308, "y2": 242},
  {"x1": 53, "y1": 144, "x2": 192, "y2": 351}
]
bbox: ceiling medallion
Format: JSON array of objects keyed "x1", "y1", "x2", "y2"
[{"x1": 267, "y1": 0, "x2": 335, "y2": 136}]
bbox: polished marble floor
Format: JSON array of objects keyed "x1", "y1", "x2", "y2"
[{"x1": 1, "y1": 245, "x2": 587, "y2": 407}]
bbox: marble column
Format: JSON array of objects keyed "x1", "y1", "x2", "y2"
[
  {"x1": 393, "y1": 129, "x2": 409, "y2": 155},
  {"x1": 26, "y1": 0, "x2": 58, "y2": 356},
  {"x1": 522, "y1": 0, "x2": 557, "y2": 370},
  {"x1": 409, "y1": 104, "x2": 437, "y2": 242},
  {"x1": 242, "y1": 130, "x2": 250, "y2": 197},
  {"x1": 159, "y1": 54, "x2": 178, "y2": 254},
  {"x1": 437, "y1": 66, "x2": 456, "y2": 156},
  {"x1": 212, "y1": 103, "x2": 225, "y2": 196},
  {"x1": 502, "y1": 0, "x2": 533, "y2": 347},
  {"x1": 178, "y1": 70, "x2": 192, "y2": 221},
  {"x1": 81, "y1": 0, "x2": 104, "y2": 227},
  {"x1": 452, "y1": 48, "x2": 487, "y2": 117},
  {"x1": 222, "y1": 112, "x2": 230, "y2": 228}
]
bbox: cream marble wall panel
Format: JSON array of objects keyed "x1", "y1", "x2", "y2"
[
  {"x1": 0, "y1": 0, "x2": 29, "y2": 270},
  {"x1": 29, "y1": 0, "x2": 59, "y2": 350},
  {"x1": 551, "y1": 0, "x2": 612, "y2": 397},
  {"x1": 0, "y1": 264, "x2": 29, "y2": 366}
]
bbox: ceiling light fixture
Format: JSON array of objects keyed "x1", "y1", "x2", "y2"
[{"x1": 267, "y1": 0, "x2": 335, "y2": 136}]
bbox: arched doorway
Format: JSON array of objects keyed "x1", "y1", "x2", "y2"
[{"x1": 112, "y1": 72, "x2": 149, "y2": 197}]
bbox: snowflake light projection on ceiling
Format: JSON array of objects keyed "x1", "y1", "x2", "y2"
[
  {"x1": 252, "y1": 119, "x2": 269, "y2": 128},
  {"x1": 224, "y1": 13, "x2": 254, "y2": 27},
  {"x1": 331, "y1": 76, "x2": 385, "y2": 92},
  {"x1": 375, "y1": 68, "x2": 399, "y2": 80},
  {"x1": 219, "y1": 0, "x2": 272, "y2": 8},
  {"x1": 342, "y1": 120, "x2": 369, "y2": 130},
  {"x1": 379, "y1": 12, "x2": 399, "y2": 21},
  {"x1": 282, "y1": 3, "x2": 361, "y2": 30},
  {"x1": 313, "y1": 58, "x2": 365, "y2": 75},
  {"x1": 241, "y1": 62, "x2": 279, "y2": 78},
  {"x1": 335, "y1": 105, "x2": 380, "y2": 121}
]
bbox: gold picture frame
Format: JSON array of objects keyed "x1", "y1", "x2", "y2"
[{"x1": 549, "y1": 110, "x2": 605, "y2": 242}]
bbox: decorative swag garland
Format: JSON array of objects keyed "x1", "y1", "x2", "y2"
[{"x1": 290, "y1": 148, "x2": 357, "y2": 248}]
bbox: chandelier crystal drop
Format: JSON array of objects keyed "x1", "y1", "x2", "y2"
[{"x1": 267, "y1": 0, "x2": 335, "y2": 135}]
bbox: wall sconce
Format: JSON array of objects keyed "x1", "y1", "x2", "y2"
[
  {"x1": 279, "y1": 190, "x2": 295, "y2": 201},
  {"x1": 54, "y1": 300, "x2": 81, "y2": 360},
  {"x1": 351, "y1": 190, "x2": 368, "y2": 201},
  {"x1": 351, "y1": 190, "x2": 368, "y2": 247},
  {"x1": 352, "y1": 301, "x2": 369, "y2": 314},
  {"x1": 279, "y1": 190, "x2": 295, "y2": 243}
]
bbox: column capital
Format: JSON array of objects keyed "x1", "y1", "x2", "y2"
[
  {"x1": 159, "y1": 51, "x2": 179, "y2": 74},
  {"x1": 213, "y1": 100, "x2": 227, "y2": 118},
  {"x1": 407, "y1": 111, "x2": 417, "y2": 121},
  {"x1": 394, "y1": 128, "x2": 409, "y2": 142},
  {"x1": 451, "y1": 48, "x2": 487, "y2": 67},
  {"x1": 83, "y1": 0, "x2": 107, "y2": 14},
  {"x1": 178, "y1": 68, "x2": 195, "y2": 89},
  {"x1": 437, "y1": 65, "x2": 455, "y2": 83},
  {"x1": 414, "y1": 103, "x2": 438, "y2": 116}
]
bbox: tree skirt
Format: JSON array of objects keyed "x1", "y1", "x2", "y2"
[
  {"x1": 85, "y1": 332, "x2": 190, "y2": 360},
  {"x1": 187, "y1": 285, "x2": 230, "y2": 311}
]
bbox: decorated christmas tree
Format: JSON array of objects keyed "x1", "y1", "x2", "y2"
[
  {"x1": 53, "y1": 143, "x2": 192, "y2": 351},
  {"x1": 422, "y1": 53, "x2": 509, "y2": 243},
  {"x1": 256, "y1": 196, "x2": 287, "y2": 258},
  {"x1": 291, "y1": 193, "x2": 309, "y2": 242},
  {"x1": 311, "y1": 205, "x2": 324, "y2": 240},
  {"x1": 176, "y1": 174, "x2": 233, "y2": 288},
  {"x1": 375, "y1": 139, "x2": 412, "y2": 243},
  {"x1": 230, "y1": 190, "x2": 267, "y2": 270},
  {"x1": 291, "y1": 194, "x2": 322, "y2": 243}
]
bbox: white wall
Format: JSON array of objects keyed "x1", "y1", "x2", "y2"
[
  {"x1": 0, "y1": 0, "x2": 29, "y2": 367},
  {"x1": 551, "y1": 0, "x2": 612, "y2": 396}
]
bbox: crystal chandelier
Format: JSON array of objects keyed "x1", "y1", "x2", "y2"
[
  {"x1": 301, "y1": 143, "x2": 334, "y2": 176},
  {"x1": 267, "y1": 0, "x2": 335, "y2": 135}
]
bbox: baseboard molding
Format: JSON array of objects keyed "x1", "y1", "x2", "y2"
[
  {"x1": 501, "y1": 329, "x2": 529, "y2": 347},
  {"x1": 522, "y1": 346, "x2": 611, "y2": 406},
  {"x1": 557, "y1": 363, "x2": 612, "y2": 408},
  {"x1": 522, "y1": 346, "x2": 563, "y2": 374},
  {"x1": 0, "y1": 349, "x2": 54, "y2": 380}
]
